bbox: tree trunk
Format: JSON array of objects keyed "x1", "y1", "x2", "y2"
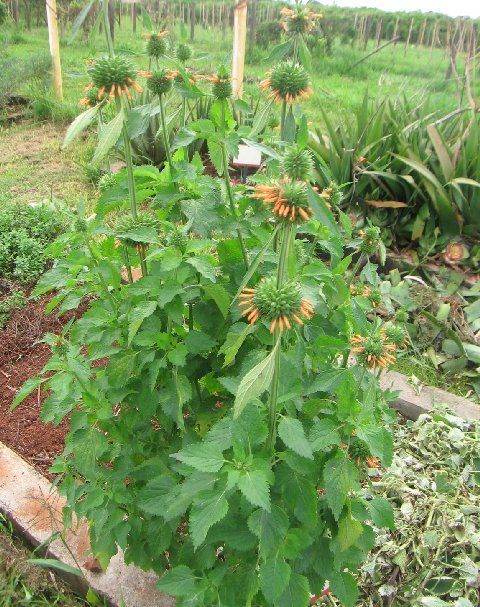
[
  {"x1": 190, "y1": 2, "x2": 195, "y2": 40},
  {"x1": 132, "y1": 2, "x2": 136, "y2": 33},
  {"x1": 108, "y1": 0, "x2": 115, "y2": 43},
  {"x1": 12, "y1": 0, "x2": 19, "y2": 22},
  {"x1": 248, "y1": 0, "x2": 257, "y2": 54}
]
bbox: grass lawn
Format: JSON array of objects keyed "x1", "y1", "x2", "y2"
[
  {"x1": 0, "y1": 515, "x2": 87, "y2": 607},
  {"x1": 3, "y1": 18, "x2": 462, "y2": 125}
]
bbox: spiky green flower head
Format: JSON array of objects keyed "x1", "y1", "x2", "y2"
[
  {"x1": 281, "y1": 146, "x2": 314, "y2": 181},
  {"x1": 147, "y1": 68, "x2": 176, "y2": 96},
  {"x1": 239, "y1": 279, "x2": 314, "y2": 332},
  {"x1": 320, "y1": 181, "x2": 343, "y2": 207},
  {"x1": 383, "y1": 323, "x2": 408, "y2": 349},
  {"x1": 348, "y1": 437, "x2": 371, "y2": 461},
  {"x1": 351, "y1": 329, "x2": 396, "y2": 369},
  {"x1": 167, "y1": 228, "x2": 189, "y2": 252},
  {"x1": 358, "y1": 224, "x2": 382, "y2": 256},
  {"x1": 280, "y1": 5, "x2": 322, "y2": 35},
  {"x1": 368, "y1": 287, "x2": 382, "y2": 308},
  {"x1": 80, "y1": 86, "x2": 108, "y2": 108},
  {"x1": 260, "y1": 62, "x2": 312, "y2": 105},
  {"x1": 176, "y1": 43, "x2": 192, "y2": 63},
  {"x1": 115, "y1": 211, "x2": 160, "y2": 247},
  {"x1": 395, "y1": 308, "x2": 409, "y2": 324},
  {"x1": 87, "y1": 55, "x2": 138, "y2": 98},
  {"x1": 98, "y1": 173, "x2": 117, "y2": 192},
  {"x1": 146, "y1": 33, "x2": 168, "y2": 59},
  {"x1": 210, "y1": 65, "x2": 232, "y2": 100},
  {"x1": 252, "y1": 179, "x2": 312, "y2": 222}
]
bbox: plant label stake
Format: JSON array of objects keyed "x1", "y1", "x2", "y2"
[{"x1": 233, "y1": 143, "x2": 262, "y2": 183}]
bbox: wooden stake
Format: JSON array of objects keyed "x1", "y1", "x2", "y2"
[
  {"x1": 404, "y1": 18, "x2": 414, "y2": 54},
  {"x1": 232, "y1": 0, "x2": 247, "y2": 99},
  {"x1": 46, "y1": 0, "x2": 63, "y2": 101}
]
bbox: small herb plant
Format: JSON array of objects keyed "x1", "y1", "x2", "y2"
[{"x1": 14, "y1": 9, "x2": 401, "y2": 606}]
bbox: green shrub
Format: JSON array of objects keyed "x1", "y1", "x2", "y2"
[
  {"x1": 0, "y1": 290, "x2": 27, "y2": 329},
  {"x1": 0, "y1": 203, "x2": 64, "y2": 285},
  {"x1": 256, "y1": 21, "x2": 283, "y2": 48}
]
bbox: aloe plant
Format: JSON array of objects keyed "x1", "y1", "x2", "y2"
[{"x1": 309, "y1": 93, "x2": 480, "y2": 259}]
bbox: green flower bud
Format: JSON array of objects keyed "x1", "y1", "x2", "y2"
[
  {"x1": 115, "y1": 211, "x2": 160, "y2": 247},
  {"x1": 146, "y1": 33, "x2": 168, "y2": 59},
  {"x1": 176, "y1": 43, "x2": 192, "y2": 63},
  {"x1": 147, "y1": 68, "x2": 175, "y2": 96},
  {"x1": 211, "y1": 65, "x2": 232, "y2": 100},
  {"x1": 88, "y1": 56, "x2": 137, "y2": 96},
  {"x1": 281, "y1": 146, "x2": 314, "y2": 181}
]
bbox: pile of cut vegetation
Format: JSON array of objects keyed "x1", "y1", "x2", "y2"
[{"x1": 359, "y1": 406, "x2": 480, "y2": 607}]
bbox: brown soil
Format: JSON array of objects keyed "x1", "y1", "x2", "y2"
[{"x1": 0, "y1": 296, "x2": 80, "y2": 479}]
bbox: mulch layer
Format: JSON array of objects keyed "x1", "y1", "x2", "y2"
[{"x1": 0, "y1": 296, "x2": 80, "y2": 479}]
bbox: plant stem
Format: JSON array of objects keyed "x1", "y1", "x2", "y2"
[
  {"x1": 280, "y1": 100, "x2": 287, "y2": 140},
  {"x1": 220, "y1": 99, "x2": 249, "y2": 269},
  {"x1": 159, "y1": 93, "x2": 173, "y2": 168},
  {"x1": 348, "y1": 253, "x2": 365, "y2": 285},
  {"x1": 267, "y1": 223, "x2": 293, "y2": 453},
  {"x1": 122, "y1": 245, "x2": 133, "y2": 283}
]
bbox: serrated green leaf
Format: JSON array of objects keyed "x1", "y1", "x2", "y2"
[
  {"x1": 62, "y1": 104, "x2": 99, "y2": 149},
  {"x1": 324, "y1": 455, "x2": 360, "y2": 520},
  {"x1": 368, "y1": 497, "x2": 395, "y2": 531},
  {"x1": 329, "y1": 571, "x2": 359, "y2": 607},
  {"x1": 203, "y1": 284, "x2": 230, "y2": 318},
  {"x1": 233, "y1": 340, "x2": 279, "y2": 419},
  {"x1": 92, "y1": 110, "x2": 124, "y2": 166},
  {"x1": 185, "y1": 330, "x2": 216, "y2": 355},
  {"x1": 190, "y1": 490, "x2": 228, "y2": 549},
  {"x1": 309, "y1": 418, "x2": 341, "y2": 452},
  {"x1": 171, "y1": 443, "x2": 225, "y2": 473},
  {"x1": 219, "y1": 323, "x2": 253, "y2": 367},
  {"x1": 259, "y1": 556, "x2": 291, "y2": 603},
  {"x1": 156, "y1": 565, "x2": 198, "y2": 596},
  {"x1": 128, "y1": 301, "x2": 157, "y2": 345},
  {"x1": 248, "y1": 505, "x2": 289, "y2": 558},
  {"x1": 10, "y1": 377, "x2": 46, "y2": 411},
  {"x1": 337, "y1": 512, "x2": 363, "y2": 551},
  {"x1": 356, "y1": 424, "x2": 393, "y2": 467},
  {"x1": 276, "y1": 573, "x2": 310, "y2": 607},
  {"x1": 237, "y1": 469, "x2": 271, "y2": 511},
  {"x1": 278, "y1": 417, "x2": 313, "y2": 460}
]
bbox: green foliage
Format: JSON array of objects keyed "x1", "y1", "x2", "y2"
[
  {"x1": 309, "y1": 93, "x2": 480, "y2": 260},
  {"x1": 0, "y1": 202, "x2": 63, "y2": 285},
  {"x1": 0, "y1": 290, "x2": 26, "y2": 329},
  {"x1": 24, "y1": 101, "x2": 396, "y2": 607}
]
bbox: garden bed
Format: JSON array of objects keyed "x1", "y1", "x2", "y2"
[{"x1": 0, "y1": 295, "x2": 81, "y2": 479}]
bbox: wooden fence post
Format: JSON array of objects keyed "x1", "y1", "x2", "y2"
[
  {"x1": 232, "y1": 0, "x2": 247, "y2": 99},
  {"x1": 404, "y1": 18, "x2": 414, "y2": 54},
  {"x1": 46, "y1": 0, "x2": 63, "y2": 100}
]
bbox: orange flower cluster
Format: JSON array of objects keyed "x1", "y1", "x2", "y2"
[
  {"x1": 350, "y1": 333, "x2": 396, "y2": 369},
  {"x1": 238, "y1": 288, "x2": 314, "y2": 333},
  {"x1": 259, "y1": 72, "x2": 312, "y2": 105},
  {"x1": 252, "y1": 181, "x2": 312, "y2": 223},
  {"x1": 280, "y1": 6, "x2": 322, "y2": 34}
]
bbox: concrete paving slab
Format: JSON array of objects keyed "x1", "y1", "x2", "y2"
[{"x1": 0, "y1": 441, "x2": 174, "y2": 607}]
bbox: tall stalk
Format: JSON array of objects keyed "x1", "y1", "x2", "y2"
[
  {"x1": 267, "y1": 223, "x2": 293, "y2": 453},
  {"x1": 159, "y1": 93, "x2": 173, "y2": 168},
  {"x1": 220, "y1": 100, "x2": 249, "y2": 269},
  {"x1": 280, "y1": 100, "x2": 287, "y2": 141}
]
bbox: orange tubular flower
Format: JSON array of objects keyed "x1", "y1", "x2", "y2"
[
  {"x1": 252, "y1": 179, "x2": 313, "y2": 224},
  {"x1": 350, "y1": 332, "x2": 397, "y2": 370},
  {"x1": 239, "y1": 279, "x2": 314, "y2": 333}
]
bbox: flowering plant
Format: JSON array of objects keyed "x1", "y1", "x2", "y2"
[{"x1": 14, "y1": 14, "x2": 400, "y2": 607}]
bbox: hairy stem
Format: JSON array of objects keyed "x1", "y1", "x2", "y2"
[
  {"x1": 159, "y1": 93, "x2": 173, "y2": 168},
  {"x1": 267, "y1": 223, "x2": 293, "y2": 453},
  {"x1": 220, "y1": 99, "x2": 249, "y2": 269},
  {"x1": 280, "y1": 99, "x2": 287, "y2": 140}
]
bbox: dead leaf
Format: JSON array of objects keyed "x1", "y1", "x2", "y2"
[
  {"x1": 366, "y1": 200, "x2": 408, "y2": 208},
  {"x1": 83, "y1": 555, "x2": 102, "y2": 573}
]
